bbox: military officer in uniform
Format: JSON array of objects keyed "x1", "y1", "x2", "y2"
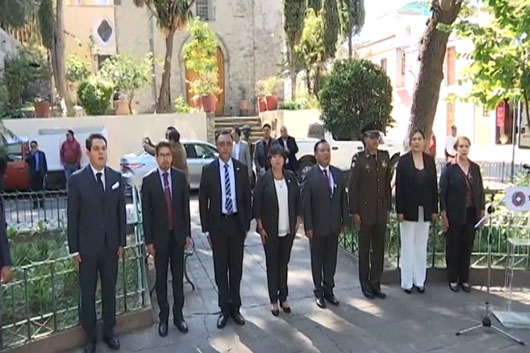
[{"x1": 349, "y1": 122, "x2": 393, "y2": 300}]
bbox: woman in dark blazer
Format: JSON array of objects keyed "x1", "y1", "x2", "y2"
[
  {"x1": 440, "y1": 136, "x2": 485, "y2": 293},
  {"x1": 396, "y1": 130, "x2": 438, "y2": 294},
  {"x1": 253, "y1": 144, "x2": 301, "y2": 317}
]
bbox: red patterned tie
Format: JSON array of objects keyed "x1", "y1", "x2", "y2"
[{"x1": 163, "y1": 172, "x2": 174, "y2": 229}]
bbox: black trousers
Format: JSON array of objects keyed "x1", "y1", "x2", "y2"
[
  {"x1": 31, "y1": 172, "x2": 44, "y2": 207},
  {"x1": 446, "y1": 208, "x2": 477, "y2": 284},
  {"x1": 358, "y1": 224, "x2": 386, "y2": 292},
  {"x1": 310, "y1": 233, "x2": 339, "y2": 298},
  {"x1": 154, "y1": 230, "x2": 184, "y2": 322},
  {"x1": 211, "y1": 216, "x2": 244, "y2": 315},
  {"x1": 263, "y1": 233, "x2": 295, "y2": 304},
  {"x1": 79, "y1": 245, "x2": 118, "y2": 343}
]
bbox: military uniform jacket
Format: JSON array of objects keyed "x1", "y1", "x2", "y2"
[{"x1": 348, "y1": 150, "x2": 392, "y2": 226}]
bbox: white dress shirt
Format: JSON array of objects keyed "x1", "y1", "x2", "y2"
[
  {"x1": 274, "y1": 178, "x2": 289, "y2": 237},
  {"x1": 90, "y1": 164, "x2": 105, "y2": 190},
  {"x1": 158, "y1": 168, "x2": 172, "y2": 194},
  {"x1": 445, "y1": 135, "x2": 456, "y2": 156},
  {"x1": 281, "y1": 138, "x2": 290, "y2": 164},
  {"x1": 219, "y1": 158, "x2": 238, "y2": 214},
  {"x1": 232, "y1": 141, "x2": 241, "y2": 160},
  {"x1": 318, "y1": 164, "x2": 335, "y2": 195}
]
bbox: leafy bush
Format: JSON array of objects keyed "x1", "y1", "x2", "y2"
[
  {"x1": 319, "y1": 59, "x2": 393, "y2": 139},
  {"x1": 174, "y1": 96, "x2": 198, "y2": 113},
  {"x1": 66, "y1": 55, "x2": 91, "y2": 83},
  {"x1": 77, "y1": 76, "x2": 114, "y2": 115},
  {"x1": 257, "y1": 76, "x2": 281, "y2": 96},
  {"x1": 279, "y1": 101, "x2": 301, "y2": 110}
]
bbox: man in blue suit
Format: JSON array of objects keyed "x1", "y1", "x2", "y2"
[
  {"x1": 67, "y1": 134, "x2": 126, "y2": 353},
  {"x1": 25, "y1": 140, "x2": 48, "y2": 208}
]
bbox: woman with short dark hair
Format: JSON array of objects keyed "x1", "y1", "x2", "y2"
[
  {"x1": 253, "y1": 144, "x2": 301, "y2": 316},
  {"x1": 396, "y1": 130, "x2": 438, "y2": 294},
  {"x1": 440, "y1": 136, "x2": 485, "y2": 293}
]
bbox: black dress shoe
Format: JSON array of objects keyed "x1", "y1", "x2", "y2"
[
  {"x1": 231, "y1": 311, "x2": 245, "y2": 326},
  {"x1": 174, "y1": 318, "x2": 189, "y2": 333},
  {"x1": 158, "y1": 322, "x2": 168, "y2": 337},
  {"x1": 449, "y1": 282, "x2": 460, "y2": 292},
  {"x1": 324, "y1": 294, "x2": 340, "y2": 306},
  {"x1": 271, "y1": 309, "x2": 280, "y2": 317},
  {"x1": 373, "y1": 290, "x2": 386, "y2": 299},
  {"x1": 217, "y1": 313, "x2": 229, "y2": 329},
  {"x1": 316, "y1": 296, "x2": 326, "y2": 308},
  {"x1": 460, "y1": 283, "x2": 471, "y2": 293},
  {"x1": 84, "y1": 342, "x2": 96, "y2": 353},
  {"x1": 416, "y1": 286, "x2": 425, "y2": 293},
  {"x1": 102, "y1": 336, "x2": 120, "y2": 351},
  {"x1": 280, "y1": 302, "x2": 291, "y2": 314},
  {"x1": 403, "y1": 288, "x2": 413, "y2": 294},
  {"x1": 362, "y1": 290, "x2": 375, "y2": 299}
]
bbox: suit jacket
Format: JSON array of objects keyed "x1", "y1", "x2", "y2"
[
  {"x1": 26, "y1": 150, "x2": 48, "y2": 175},
  {"x1": 0, "y1": 197, "x2": 12, "y2": 268},
  {"x1": 302, "y1": 165, "x2": 349, "y2": 237},
  {"x1": 440, "y1": 161, "x2": 485, "y2": 226},
  {"x1": 253, "y1": 170, "x2": 301, "y2": 238},
  {"x1": 141, "y1": 168, "x2": 191, "y2": 249},
  {"x1": 67, "y1": 166, "x2": 126, "y2": 256},
  {"x1": 233, "y1": 141, "x2": 252, "y2": 178},
  {"x1": 254, "y1": 138, "x2": 279, "y2": 174},
  {"x1": 277, "y1": 136, "x2": 299, "y2": 171},
  {"x1": 199, "y1": 158, "x2": 252, "y2": 236},
  {"x1": 349, "y1": 150, "x2": 392, "y2": 226},
  {"x1": 395, "y1": 152, "x2": 439, "y2": 222}
]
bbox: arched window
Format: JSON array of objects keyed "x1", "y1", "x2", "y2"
[{"x1": 196, "y1": 0, "x2": 209, "y2": 21}]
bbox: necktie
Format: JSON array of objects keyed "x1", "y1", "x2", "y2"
[
  {"x1": 163, "y1": 172, "x2": 174, "y2": 229},
  {"x1": 323, "y1": 169, "x2": 331, "y2": 195},
  {"x1": 96, "y1": 172, "x2": 105, "y2": 195},
  {"x1": 224, "y1": 164, "x2": 234, "y2": 214}
]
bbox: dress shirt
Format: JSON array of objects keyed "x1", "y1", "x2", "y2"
[
  {"x1": 90, "y1": 164, "x2": 105, "y2": 190},
  {"x1": 219, "y1": 158, "x2": 238, "y2": 214},
  {"x1": 34, "y1": 152, "x2": 40, "y2": 172},
  {"x1": 274, "y1": 178, "x2": 289, "y2": 237},
  {"x1": 318, "y1": 164, "x2": 335, "y2": 194},
  {"x1": 445, "y1": 135, "x2": 456, "y2": 156},
  {"x1": 158, "y1": 168, "x2": 172, "y2": 195},
  {"x1": 232, "y1": 141, "x2": 241, "y2": 160},
  {"x1": 281, "y1": 138, "x2": 290, "y2": 164}
]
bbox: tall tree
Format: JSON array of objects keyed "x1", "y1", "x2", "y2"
[
  {"x1": 37, "y1": 0, "x2": 57, "y2": 105},
  {"x1": 296, "y1": 8, "x2": 325, "y2": 94},
  {"x1": 316, "y1": 0, "x2": 340, "y2": 93},
  {"x1": 307, "y1": 0, "x2": 322, "y2": 12},
  {"x1": 0, "y1": 0, "x2": 36, "y2": 30},
  {"x1": 338, "y1": 0, "x2": 365, "y2": 58},
  {"x1": 283, "y1": 0, "x2": 306, "y2": 100},
  {"x1": 133, "y1": 0, "x2": 195, "y2": 113},
  {"x1": 53, "y1": 0, "x2": 74, "y2": 115},
  {"x1": 407, "y1": 0, "x2": 463, "y2": 141}
]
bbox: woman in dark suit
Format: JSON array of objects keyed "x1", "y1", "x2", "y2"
[
  {"x1": 396, "y1": 130, "x2": 438, "y2": 294},
  {"x1": 253, "y1": 144, "x2": 301, "y2": 316},
  {"x1": 440, "y1": 136, "x2": 485, "y2": 293}
]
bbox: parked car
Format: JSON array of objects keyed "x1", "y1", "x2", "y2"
[
  {"x1": 295, "y1": 122, "x2": 403, "y2": 181},
  {"x1": 3, "y1": 137, "x2": 31, "y2": 191},
  {"x1": 120, "y1": 140, "x2": 218, "y2": 190}
]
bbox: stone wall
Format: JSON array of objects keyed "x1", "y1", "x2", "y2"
[
  {"x1": 0, "y1": 29, "x2": 21, "y2": 76},
  {"x1": 114, "y1": 0, "x2": 284, "y2": 114}
]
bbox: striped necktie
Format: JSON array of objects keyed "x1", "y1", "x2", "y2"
[{"x1": 224, "y1": 164, "x2": 234, "y2": 214}]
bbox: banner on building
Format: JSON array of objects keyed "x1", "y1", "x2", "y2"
[{"x1": 504, "y1": 187, "x2": 530, "y2": 212}]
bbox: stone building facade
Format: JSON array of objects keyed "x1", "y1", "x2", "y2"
[{"x1": 115, "y1": 0, "x2": 285, "y2": 115}]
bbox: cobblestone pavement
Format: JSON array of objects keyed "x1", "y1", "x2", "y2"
[{"x1": 64, "y1": 198, "x2": 530, "y2": 353}]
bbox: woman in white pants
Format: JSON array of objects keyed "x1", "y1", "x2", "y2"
[{"x1": 395, "y1": 130, "x2": 439, "y2": 294}]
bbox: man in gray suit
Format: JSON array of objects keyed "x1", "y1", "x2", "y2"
[
  {"x1": 302, "y1": 139, "x2": 349, "y2": 309},
  {"x1": 67, "y1": 133, "x2": 126, "y2": 353},
  {"x1": 231, "y1": 127, "x2": 252, "y2": 181}
]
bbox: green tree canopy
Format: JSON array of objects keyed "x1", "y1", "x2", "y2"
[
  {"x1": 338, "y1": 0, "x2": 365, "y2": 58},
  {"x1": 319, "y1": 59, "x2": 394, "y2": 139},
  {"x1": 307, "y1": 0, "x2": 322, "y2": 12},
  {"x1": 0, "y1": 0, "x2": 37, "y2": 30},
  {"x1": 321, "y1": 0, "x2": 340, "y2": 60},
  {"x1": 283, "y1": 0, "x2": 306, "y2": 100}
]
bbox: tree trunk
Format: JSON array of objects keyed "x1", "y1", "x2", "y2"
[
  {"x1": 523, "y1": 87, "x2": 530, "y2": 131},
  {"x1": 54, "y1": 0, "x2": 74, "y2": 116},
  {"x1": 407, "y1": 0, "x2": 462, "y2": 142},
  {"x1": 305, "y1": 68, "x2": 312, "y2": 95},
  {"x1": 348, "y1": 32, "x2": 352, "y2": 59},
  {"x1": 157, "y1": 28, "x2": 176, "y2": 113},
  {"x1": 288, "y1": 45, "x2": 297, "y2": 101}
]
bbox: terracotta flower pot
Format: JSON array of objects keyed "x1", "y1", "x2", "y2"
[
  {"x1": 34, "y1": 101, "x2": 51, "y2": 118},
  {"x1": 201, "y1": 94, "x2": 217, "y2": 113},
  {"x1": 257, "y1": 96, "x2": 268, "y2": 112},
  {"x1": 265, "y1": 94, "x2": 278, "y2": 111},
  {"x1": 114, "y1": 100, "x2": 130, "y2": 115}
]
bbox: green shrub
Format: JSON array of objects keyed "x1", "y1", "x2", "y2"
[
  {"x1": 77, "y1": 76, "x2": 114, "y2": 115},
  {"x1": 66, "y1": 55, "x2": 91, "y2": 83},
  {"x1": 279, "y1": 101, "x2": 301, "y2": 110},
  {"x1": 174, "y1": 96, "x2": 198, "y2": 113}
]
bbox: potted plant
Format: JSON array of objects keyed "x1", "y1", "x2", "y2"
[
  {"x1": 33, "y1": 96, "x2": 51, "y2": 118},
  {"x1": 257, "y1": 76, "x2": 281, "y2": 111},
  {"x1": 189, "y1": 72, "x2": 222, "y2": 113}
]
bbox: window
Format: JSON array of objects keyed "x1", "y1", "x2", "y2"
[
  {"x1": 380, "y1": 58, "x2": 387, "y2": 73},
  {"x1": 96, "y1": 55, "x2": 111, "y2": 70},
  {"x1": 446, "y1": 46, "x2": 456, "y2": 86},
  {"x1": 96, "y1": 19, "x2": 113, "y2": 43},
  {"x1": 397, "y1": 49, "x2": 406, "y2": 87},
  {"x1": 194, "y1": 144, "x2": 217, "y2": 159},
  {"x1": 196, "y1": 0, "x2": 209, "y2": 21}
]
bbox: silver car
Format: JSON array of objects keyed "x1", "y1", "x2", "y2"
[{"x1": 120, "y1": 140, "x2": 218, "y2": 190}]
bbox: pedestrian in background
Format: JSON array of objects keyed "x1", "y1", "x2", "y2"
[
  {"x1": 231, "y1": 127, "x2": 253, "y2": 183},
  {"x1": 168, "y1": 130, "x2": 189, "y2": 184},
  {"x1": 277, "y1": 126, "x2": 299, "y2": 174},
  {"x1": 26, "y1": 140, "x2": 48, "y2": 208},
  {"x1": 60, "y1": 129, "x2": 82, "y2": 183},
  {"x1": 254, "y1": 124, "x2": 277, "y2": 177}
]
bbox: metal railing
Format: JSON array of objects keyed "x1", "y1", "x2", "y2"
[{"x1": 0, "y1": 187, "x2": 149, "y2": 350}]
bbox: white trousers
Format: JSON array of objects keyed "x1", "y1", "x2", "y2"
[{"x1": 399, "y1": 207, "x2": 430, "y2": 289}]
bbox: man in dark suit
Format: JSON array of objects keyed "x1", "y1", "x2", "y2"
[
  {"x1": 277, "y1": 126, "x2": 299, "y2": 173},
  {"x1": 199, "y1": 131, "x2": 251, "y2": 329},
  {"x1": 25, "y1": 140, "x2": 48, "y2": 208},
  {"x1": 142, "y1": 141, "x2": 191, "y2": 338},
  {"x1": 67, "y1": 134, "x2": 126, "y2": 353},
  {"x1": 302, "y1": 139, "x2": 349, "y2": 309},
  {"x1": 0, "y1": 191, "x2": 12, "y2": 349},
  {"x1": 349, "y1": 122, "x2": 393, "y2": 300}
]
